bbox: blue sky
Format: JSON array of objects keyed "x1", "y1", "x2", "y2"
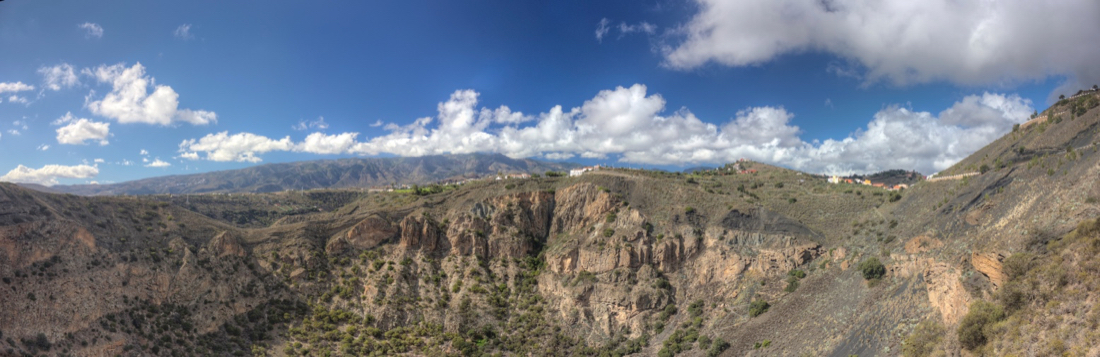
[{"x1": 1, "y1": 0, "x2": 1098, "y2": 186}]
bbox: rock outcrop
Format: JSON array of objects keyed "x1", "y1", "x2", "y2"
[{"x1": 971, "y1": 252, "x2": 1006, "y2": 288}]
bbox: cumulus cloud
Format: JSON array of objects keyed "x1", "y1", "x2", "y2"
[
  {"x1": 0, "y1": 164, "x2": 98, "y2": 186},
  {"x1": 78, "y1": 22, "x2": 104, "y2": 39},
  {"x1": 663, "y1": 0, "x2": 1100, "y2": 88},
  {"x1": 178, "y1": 132, "x2": 293, "y2": 163},
  {"x1": 38, "y1": 64, "x2": 80, "y2": 91},
  {"x1": 85, "y1": 62, "x2": 217, "y2": 125},
  {"x1": 178, "y1": 131, "x2": 365, "y2": 162},
  {"x1": 0, "y1": 82, "x2": 34, "y2": 93},
  {"x1": 37, "y1": 144, "x2": 50, "y2": 151},
  {"x1": 145, "y1": 159, "x2": 171, "y2": 168},
  {"x1": 140, "y1": 149, "x2": 149, "y2": 155},
  {"x1": 7, "y1": 96, "x2": 28, "y2": 104},
  {"x1": 174, "y1": 24, "x2": 194, "y2": 40},
  {"x1": 295, "y1": 132, "x2": 359, "y2": 154},
  {"x1": 178, "y1": 85, "x2": 1032, "y2": 174},
  {"x1": 53, "y1": 112, "x2": 110, "y2": 145},
  {"x1": 293, "y1": 116, "x2": 329, "y2": 131}
]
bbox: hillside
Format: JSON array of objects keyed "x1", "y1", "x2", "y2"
[
  {"x1": 37, "y1": 153, "x2": 578, "y2": 196},
  {"x1": 1, "y1": 92, "x2": 1100, "y2": 357}
]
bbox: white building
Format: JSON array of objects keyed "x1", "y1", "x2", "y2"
[{"x1": 569, "y1": 165, "x2": 601, "y2": 177}]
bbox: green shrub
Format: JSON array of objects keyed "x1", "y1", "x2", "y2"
[
  {"x1": 902, "y1": 320, "x2": 943, "y2": 357},
  {"x1": 859, "y1": 257, "x2": 886, "y2": 280},
  {"x1": 957, "y1": 300, "x2": 1005, "y2": 350},
  {"x1": 687, "y1": 300, "x2": 705, "y2": 318},
  {"x1": 1001, "y1": 253, "x2": 1033, "y2": 280},
  {"x1": 788, "y1": 269, "x2": 806, "y2": 279},
  {"x1": 748, "y1": 299, "x2": 769, "y2": 317},
  {"x1": 705, "y1": 338, "x2": 730, "y2": 357},
  {"x1": 784, "y1": 276, "x2": 800, "y2": 292},
  {"x1": 603, "y1": 228, "x2": 615, "y2": 238}
]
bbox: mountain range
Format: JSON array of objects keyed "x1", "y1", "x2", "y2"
[{"x1": 29, "y1": 153, "x2": 578, "y2": 196}]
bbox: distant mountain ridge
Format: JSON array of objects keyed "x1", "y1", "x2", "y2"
[{"x1": 37, "y1": 153, "x2": 579, "y2": 196}]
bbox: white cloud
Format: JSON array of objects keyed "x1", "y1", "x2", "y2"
[
  {"x1": 7, "y1": 129, "x2": 19, "y2": 136},
  {"x1": 178, "y1": 85, "x2": 1031, "y2": 174},
  {"x1": 94, "y1": 158, "x2": 104, "y2": 163},
  {"x1": 597, "y1": 18, "x2": 657, "y2": 43},
  {"x1": 369, "y1": 120, "x2": 384, "y2": 127},
  {"x1": 0, "y1": 164, "x2": 98, "y2": 186},
  {"x1": 595, "y1": 18, "x2": 611, "y2": 42},
  {"x1": 85, "y1": 62, "x2": 217, "y2": 125},
  {"x1": 78, "y1": 22, "x2": 104, "y2": 39},
  {"x1": 54, "y1": 112, "x2": 110, "y2": 145},
  {"x1": 295, "y1": 132, "x2": 359, "y2": 154},
  {"x1": 37, "y1": 144, "x2": 49, "y2": 151},
  {"x1": 663, "y1": 0, "x2": 1100, "y2": 88},
  {"x1": 0, "y1": 82, "x2": 34, "y2": 93},
  {"x1": 7, "y1": 96, "x2": 28, "y2": 104},
  {"x1": 38, "y1": 64, "x2": 80, "y2": 91},
  {"x1": 145, "y1": 159, "x2": 171, "y2": 168},
  {"x1": 178, "y1": 131, "x2": 293, "y2": 162},
  {"x1": 140, "y1": 149, "x2": 149, "y2": 155},
  {"x1": 617, "y1": 21, "x2": 656, "y2": 37},
  {"x1": 174, "y1": 24, "x2": 194, "y2": 40},
  {"x1": 293, "y1": 116, "x2": 329, "y2": 131},
  {"x1": 177, "y1": 131, "x2": 362, "y2": 162}
]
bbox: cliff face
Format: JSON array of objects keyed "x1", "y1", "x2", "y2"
[{"x1": 0, "y1": 177, "x2": 831, "y2": 356}]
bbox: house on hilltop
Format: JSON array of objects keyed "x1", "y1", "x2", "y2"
[{"x1": 569, "y1": 165, "x2": 601, "y2": 177}]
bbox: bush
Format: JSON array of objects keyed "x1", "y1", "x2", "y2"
[
  {"x1": 1001, "y1": 253, "x2": 1033, "y2": 280},
  {"x1": 957, "y1": 300, "x2": 1005, "y2": 350},
  {"x1": 888, "y1": 192, "x2": 902, "y2": 202},
  {"x1": 784, "y1": 276, "x2": 800, "y2": 292},
  {"x1": 688, "y1": 300, "x2": 705, "y2": 318},
  {"x1": 706, "y1": 338, "x2": 730, "y2": 357},
  {"x1": 995, "y1": 281, "x2": 1028, "y2": 313},
  {"x1": 859, "y1": 257, "x2": 886, "y2": 280},
  {"x1": 748, "y1": 299, "x2": 770, "y2": 317},
  {"x1": 902, "y1": 320, "x2": 943, "y2": 357}
]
